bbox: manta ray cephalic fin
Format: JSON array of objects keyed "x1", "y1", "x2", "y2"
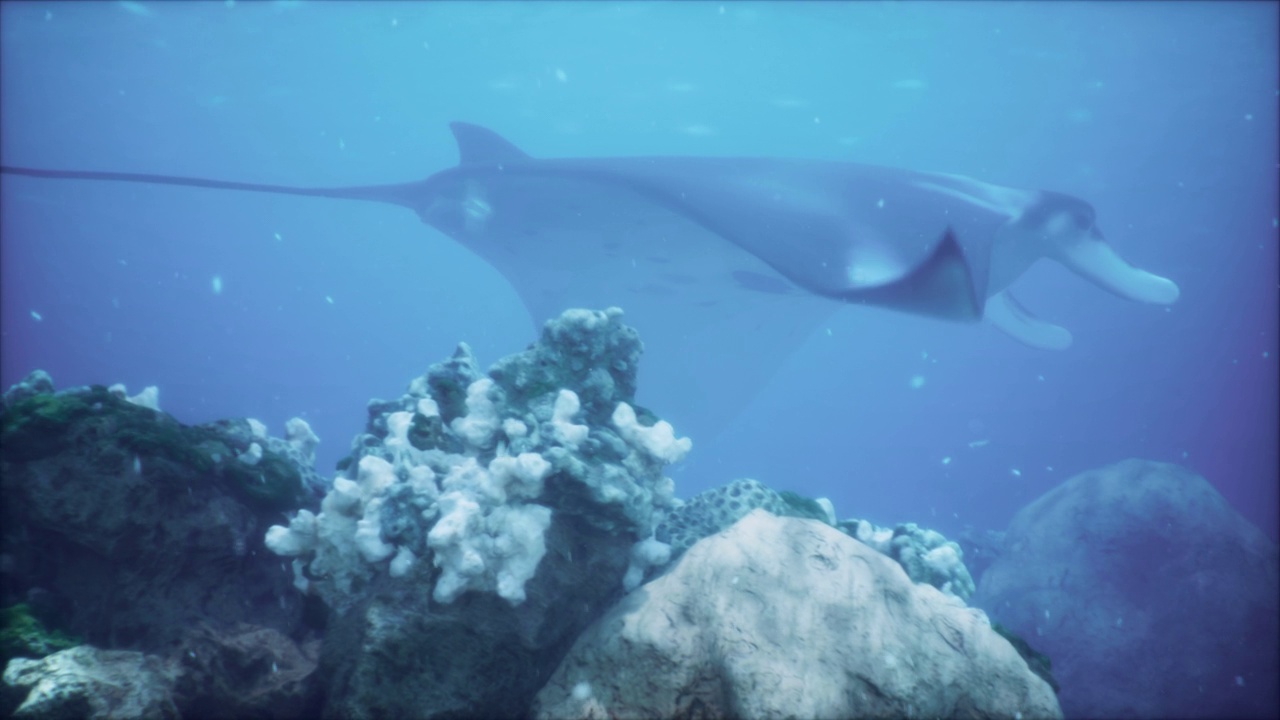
[
  {"x1": 985, "y1": 289, "x2": 1073, "y2": 350},
  {"x1": 1055, "y1": 232, "x2": 1180, "y2": 305}
]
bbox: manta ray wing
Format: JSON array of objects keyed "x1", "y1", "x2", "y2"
[
  {"x1": 429, "y1": 123, "x2": 987, "y2": 320},
  {"x1": 0, "y1": 123, "x2": 1012, "y2": 445},
  {"x1": 413, "y1": 124, "x2": 987, "y2": 435}
]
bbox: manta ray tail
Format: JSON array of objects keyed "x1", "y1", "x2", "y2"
[
  {"x1": 0, "y1": 165, "x2": 427, "y2": 213},
  {"x1": 985, "y1": 290, "x2": 1073, "y2": 350}
]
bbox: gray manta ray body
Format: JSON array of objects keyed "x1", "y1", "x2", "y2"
[
  {"x1": 418, "y1": 125, "x2": 1178, "y2": 347},
  {"x1": 1, "y1": 122, "x2": 1178, "y2": 436}
]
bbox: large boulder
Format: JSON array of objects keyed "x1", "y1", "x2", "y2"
[
  {"x1": 973, "y1": 459, "x2": 1279, "y2": 719},
  {"x1": 533, "y1": 510, "x2": 1061, "y2": 720}
]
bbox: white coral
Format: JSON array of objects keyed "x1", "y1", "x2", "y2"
[
  {"x1": 551, "y1": 389, "x2": 590, "y2": 449},
  {"x1": 451, "y1": 378, "x2": 501, "y2": 450},
  {"x1": 612, "y1": 402, "x2": 691, "y2": 463}
]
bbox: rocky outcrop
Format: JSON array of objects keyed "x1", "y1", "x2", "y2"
[
  {"x1": 282, "y1": 308, "x2": 688, "y2": 718},
  {"x1": 3, "y1": 645, "x2": 178, "y2": 719},
  {"x1": 0, "y1": 377, "x2": 319, "y2": 653},
  {"x1": 973, "y1": 459, "x2": 1279, "y2": 719},
  {"x1": 0, "y1": 372, "x2": 325, "y2": 717},
  {"x1": 169, "y1": 623, "x2": 321, "y2": 719},
  {"x1": 534, "y1": 510, "x2": 1061, "y2": 720},
  {"x1": 3, "y1": 622, "x2": 318, "y2": 720}
]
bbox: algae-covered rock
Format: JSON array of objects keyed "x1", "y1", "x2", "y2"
[
  {"x1": 0, "y1": 372, "x2": 315, "y2": 654},
  {"x1": 0, "y1": 605, "x2": 79, "y2": 666},
  {"x1": 0, "y1": 378, "x2": 309, "y2": 512}
]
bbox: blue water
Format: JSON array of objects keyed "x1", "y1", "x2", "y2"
[{"x1": 2, "y1": 1, "x2": 1276, "y2": 543}]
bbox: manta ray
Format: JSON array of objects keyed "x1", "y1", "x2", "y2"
[{"x1": 0, "y1": 122, "x2": 1178, "y2": 440}]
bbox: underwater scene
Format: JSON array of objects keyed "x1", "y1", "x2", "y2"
[{"x1": 1, "y1": 2, "x2": 1276, "y2": 718}]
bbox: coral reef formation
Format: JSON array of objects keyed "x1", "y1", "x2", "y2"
[
  {"x1": 840, "y1": 518, "x2": 977, "y2": 600},
  {"x1": 9, "y1": 310, "x2": 1264, "y2": 720},
  {"x1": 654, "y1": 477, "x2": 976, "y2": 601},
  {"x1": 263, "y1": 307, "x2": 685, "y2": 613},
  {"x1": 266, "y1": 308, "x2": 691, "y2": 718}
]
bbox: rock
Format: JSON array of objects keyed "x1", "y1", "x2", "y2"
[
  {"x1": 972, "y1": 459, "x2": 1279, "y2": 719},
  {"x1": 0, "y1": 382, "x2": 312, "y2": 654},
  {"x1": 318, "y1": 515, "x2": 629, "y2": 719},
  {"x1": 3, "y1": 645, "x2": 178, "y2": 719},
  {"x1": 533, "y1": 510, "x2": 1061, "y2": 720},
  {"x1": 1, "y1": 371, "x2": 54, "y2": 410},
  {"x1": 169, "y1": 623, "x2": 321, "y2": 719},
  {"x1": 957, "y1": 525, "x2": 1006, "y2": 583},
  {"x1": 285, "y1": 308, "x2": 686, "y2": 718},
  {"x1": 1, "y1": 624, "x2": 319, "y2": 720}
]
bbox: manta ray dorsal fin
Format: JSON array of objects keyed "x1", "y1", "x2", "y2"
[{"x1": 448, "y1": 122, "x2": 531, "y2": 165}]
